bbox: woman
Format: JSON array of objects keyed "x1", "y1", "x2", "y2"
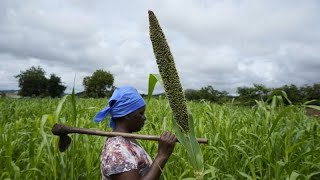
[{"x1": 94, "y1": 85, "x2": 176, "y2": 180}]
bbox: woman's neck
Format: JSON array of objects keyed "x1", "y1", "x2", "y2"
[
  {"x1": 113, "y1": 126, "x2": 139, "y2": 145},
  {"x1": 113, "y1": 126, "x2": 130, "y2": 133}
]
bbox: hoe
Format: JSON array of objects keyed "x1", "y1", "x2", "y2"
[{"x1": 52, "y1": 123, "x2": 208, "y2": 152}]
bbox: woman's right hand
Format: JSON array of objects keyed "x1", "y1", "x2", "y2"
[{"x1": 157, "y1": 131, "x2": 177, "y2": 160}]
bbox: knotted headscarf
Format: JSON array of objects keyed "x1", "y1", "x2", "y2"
[{"x1": 94, "y1": 85, "x2": 145, "y2": 129}]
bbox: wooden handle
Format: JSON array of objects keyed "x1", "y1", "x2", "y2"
[{"x1": 52, "y1": 123, "x2": 208, "y2": 144}]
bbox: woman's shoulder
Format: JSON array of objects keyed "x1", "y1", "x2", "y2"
[{"x1": 101, "y1": 136, "x2": 141, "y2": 178}]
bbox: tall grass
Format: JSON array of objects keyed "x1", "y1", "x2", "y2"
[{"x1": 0, "y1": 97, "x2": 319, "y2": 179}]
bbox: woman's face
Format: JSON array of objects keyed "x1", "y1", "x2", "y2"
[{"x1": 126, "y1": 106, "x2": 146, "y2": 132}]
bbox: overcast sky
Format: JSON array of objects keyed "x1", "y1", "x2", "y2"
[{"x1": 0, "y1": 0, "x2": 319, "y2": 94}]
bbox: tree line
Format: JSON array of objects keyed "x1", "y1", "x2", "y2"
[
  {"x1": 14, "y1": 66, "x2": 114, "y2": 98},
  {"x1": 185, "y1": 83, "x2": 320, "y2": 106},
  {"x1": 13, "y1": 66, "x2": 319, "y2": 106}
]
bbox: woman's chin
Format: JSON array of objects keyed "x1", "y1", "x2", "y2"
[
  {"x1": 137, "y1": 124, "x2": 145, "y2": 131},
  {"x1": 132, "y1": 125, "x2": 143, "y2": 132}
]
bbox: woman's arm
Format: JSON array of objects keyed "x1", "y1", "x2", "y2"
[{"x1": 110, "y1": 132, "x2": 176, "y2": 180}]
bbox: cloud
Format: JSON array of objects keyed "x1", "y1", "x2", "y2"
[{"x1": 0, "y1": 0, "x2": 319, "y2": 95}]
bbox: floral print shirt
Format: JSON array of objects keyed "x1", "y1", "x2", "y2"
[{"x1": 101, "y1": 136, "x2": 153, "y2": 180}]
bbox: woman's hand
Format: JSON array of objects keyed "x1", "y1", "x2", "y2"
[{"x1": 157, "y1": 131, "x2": 177, "y2": 160}]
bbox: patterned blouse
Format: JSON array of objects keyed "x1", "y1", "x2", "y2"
[{"x1": 100, "y1": 136, "x2": 153, "y2": 180}]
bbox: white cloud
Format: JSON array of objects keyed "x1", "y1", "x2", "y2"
[{"x1": 0, "y1": 0, "x2": 319, "y2": 94}]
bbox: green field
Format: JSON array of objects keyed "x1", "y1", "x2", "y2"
[{"x1": 1, "y1": 97, "x2": 319, "y2": 179}]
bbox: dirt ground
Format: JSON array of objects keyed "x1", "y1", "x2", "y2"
[{"x1": 305, "y1": 108, "x2": 320, "y2": 118}]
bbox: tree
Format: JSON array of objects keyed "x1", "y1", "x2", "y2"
[
  {"x1": 300, "y1": 83, "x2": 320, "y2": 105},
  {"x1": 276, "y1": 84, "x2": 302, "y2": 104},
  {"x1": 185, "y1": 86, "x2": 229, "y2": 103},
  {"x1": 15, "y1": 66, "x2": 66, "y2": 97},
  {"x1": 15, "y1": 66, "x2": 48, "y2": 97},
  {"x1": 198, "y1": 86, "x2": 222, "y2": 102},
  {"x1": 252, "y1": 84, "x2": 271, "y2": 100},
  {"x1": 83, "y1": 69, "x2": 114, "y2": 98},
  {"x1": 185, "y1": 89, "x2": 200, "y2": 100},
  {"x1": 237, "y1": 84, "x2": 271, "y2": 106},
  {"x1": 47, "y1": 74, "x2": 66, "y2": 98}
]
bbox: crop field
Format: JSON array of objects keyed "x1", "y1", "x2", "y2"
[{"x1": 1, "y1": 97, "x2": 319, "y2": 179}]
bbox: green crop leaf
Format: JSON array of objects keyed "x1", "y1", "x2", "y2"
[
  {"x1": 147, "y1": 73, "x2": 163, "y2": 102},
  {"x1": 53, "y1": 95, "x2": 69, "y2": 123},
  {"x1": 306, "y1": 105, "x2": 320, "y2": 111}
]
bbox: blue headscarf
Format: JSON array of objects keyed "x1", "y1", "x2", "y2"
[{"x1": 94, "y1": 85, "x2": 146, "y2": 129}]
